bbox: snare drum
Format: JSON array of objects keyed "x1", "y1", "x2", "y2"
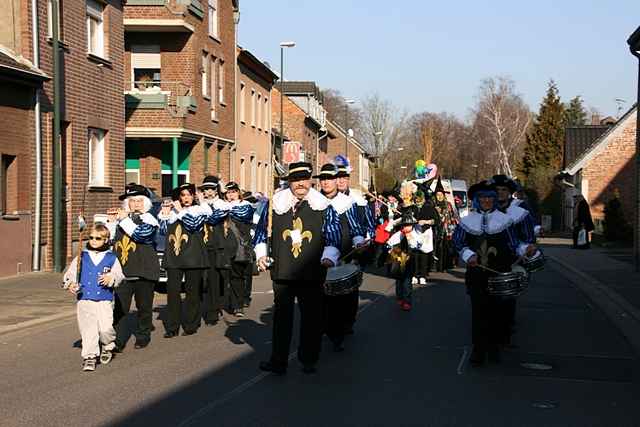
[
  {"x1": 522, "y1": 250, "x2": 545, "y2": 273},
  {"x1": 487, "y1": 266, "x2": 528, "y2": 298},
  {"x1": 324, "y1": 263, "x2": 363, "y2": 296}
]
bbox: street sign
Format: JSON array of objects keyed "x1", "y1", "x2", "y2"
[{"x1": 282, "y1": 141, "x2": 301, "y2": 164}]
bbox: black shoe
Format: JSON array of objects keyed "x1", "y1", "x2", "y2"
[
  {"x1": 181, "y1": 329, "x2": 198, "y2": 336},
  {"x1": 164, "y1": 331, "x2": 178, "y2": 338},
  {"x1": 259, "y1": 360, "x2": 287, "y2": 375},
  {"x1": 204, "y1": 319, "x2": 218, "y2": 327},
  {"x1": 470, "y1": 349, "x2": 486, "y2": 367},
  {"x1": 301, "y1": 364, "x2": 317, "y2": 374},
  {"x1": 112, "y1": 342, "x2": 124, "y2": 353},
  {"x1": 134, "y1": 339, "x2": 150, "y2": 349}
]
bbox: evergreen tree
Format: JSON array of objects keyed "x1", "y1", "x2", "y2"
[{"x1": 564, "y1": 96, "x2": 588, "y2": 126}]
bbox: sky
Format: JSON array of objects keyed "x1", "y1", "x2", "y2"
[{"x1": 238, "y1": 0, "x2": 640, "y2": 120}]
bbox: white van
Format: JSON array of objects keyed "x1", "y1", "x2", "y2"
[{"x1": 450, "y1": 179, "x2": 469, "y2": 217}]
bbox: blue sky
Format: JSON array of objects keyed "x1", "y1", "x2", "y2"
[{"x1": 238, "y1": 0, "x2": 640, "y2": 120}]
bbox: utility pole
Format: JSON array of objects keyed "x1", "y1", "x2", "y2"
[{"x1": 52, "y1": 0, "x2": 62, "y2": 272}]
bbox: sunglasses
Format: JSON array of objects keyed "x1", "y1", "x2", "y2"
[{"x1": 89, "y1": 236, "x2": 105, "y2": 241}]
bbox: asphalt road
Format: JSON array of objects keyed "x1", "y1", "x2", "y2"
[{"x1": 1, "y1": 260, "x2": 639, "y2": 427}]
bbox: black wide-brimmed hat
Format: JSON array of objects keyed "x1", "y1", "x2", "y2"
[
  {"x1": 468, "y1": 180, "x2": 496, "y2": 200},
  {"x1": 225, "y1": 181, "x2": 240, "y2": 192},
  {"x1": 336, "y1": 165, "x2": 350, "y2": 178},
  {"x1": 286, "y1": 162, "x2": 313, "y2": 181},
  {"x1": 119, "y1": 183, "x2": 149, "y2": 201},
  {"x1": 199, "y1": 175, "x2": 219, "y2": 190},
  {"x1": 313, "y1": 163, "x2": 339, "y2": 180},
  {"x1": 171, "y1": 183, "x2": 196, "y2": 201},
  {"x1": 491, "y1": 174, "x2": 517, "y2": 192}
]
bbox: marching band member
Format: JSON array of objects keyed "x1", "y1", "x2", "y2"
[
  {"x1": 108, "y1": 183, "x2": 161, "y2": 351},
  {"x1": 255, "y1": 162, "x2": 342, "y2": 375},
  {"x1": 433, "y1": 177, "x2": 459, "y2": 272},
  {"x1": 158, "y1": 183, "x2": 212, "y2": 338},
  {"x1": 452, "y1": 180, "x2": 531, "y2": 366},
  {"x1": 336, "y1": 160, "x2": 375, "y2": 335},
  {"x1": 316, "y1": 163, "x2": 367, "y2": 352}
]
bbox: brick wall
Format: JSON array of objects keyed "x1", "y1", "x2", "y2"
[
  {"x1": 582, "y1": 112, "x2": 636, "y2": 225},
  {"x1": 324, "y1": 121, "x2": 366, "y2": 190}
]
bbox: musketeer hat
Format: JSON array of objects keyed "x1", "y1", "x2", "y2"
[
  {"x1": 491, "y1": 174, "x2": 517, "y2": 192},
  {"x1": 171, "y1": 183, "x2": 196, "y2": 201},
  {"x1": 285, "y1": 162, "x2": 313, "y2": 181},
  {"x1": 468, "y1": 180, "x2": 496, "y2": 200},
  {"x1": 313, "y1": 163, "x2": 339, "y2": 180},
  {"x1": 119, "y1": 183, "x2": 149, "y2": 201},
  {"x1": 199, "y1": 175, "x2": 220, "y2": 190},
  {"x1": 225, "y1": 181, "x2": 240, "y2": 192}
]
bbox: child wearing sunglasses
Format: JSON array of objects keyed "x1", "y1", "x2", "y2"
[{"x1": 62, "y1": 224, "x2": 124, "y2": 371}]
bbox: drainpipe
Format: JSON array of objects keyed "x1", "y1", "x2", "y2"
[
  {"x1": 317, "y1": 128, "x2": 328, "y2": 173},
  {"x1": 172, "y1": 137, "x2": 178, "y2": 187},
  {"x1": 629, "y1": 44, "x2": 640, "y2": 272},
  {"x1": 52, "y1": 0, "x2": 62, "y2": 272},
  {"x1": 32, "y1": 0, "x2": 42, "y2": 271},
  {"x1": 232, "y1": 8, "x2": 240, "y2": 182}
]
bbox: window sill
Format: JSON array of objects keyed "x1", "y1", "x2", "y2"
[
  {"x1": 220, "y1": 101, "x2": 226, "y2": 107},
  {"x1": 208, "y1": 34, "x2": 221, "y2": 44},
  {"x1": 87, "y1": 185, "x2": 113, "y2": 193},
  {"x1": 47, "y1": 38, "x2": 70, "y2": 51},
  {"x1": 211, "y1": 116, "x2": 219, "y2": 123},
  {"x1": 87, "y1": 53, "x2": 112, "y2": 67},
  {"x1": 1, "y1": 214, "x2": 21, "y2": 221},
  {"x1": 203, "y1": 94, "x2": 211, "y2": 101}
]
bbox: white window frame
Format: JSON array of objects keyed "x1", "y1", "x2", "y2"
[
  {"x1": 218, "y1": 61, "x2": 225, "y2": 105},
  {"x1": 201, "y1": 52, "x2": 209, "y2": 98},
  {"x1": 86, "y1": 0, "x2": 105, "y2": 58},
  {"x1": 210, "y1": 57, "x2": 217, "y2": 121},
  {"x1": 239, "y1": 82, "x2": 245, "y2": 123},
  {"x1": 264, "y1": 96, "x2": 269, "y2": 131},
  {"x1": 239, "y1": 157, "x2": 246, "y2": 189},
  {"x1": 88, "y1": 128, "x2": 106, "y2": 187},
  {"x1": 256, "y1": 93, "x2": 262, "y2": 130},
  {"x1": 250, "y1": 155, "x2": 256, "y2": 192},
  {"x1": 207, "y1": 0, "x2": 218, "y2": 39},
  {"x1": 130, "y1": 44, "x2": 161, "y2": 91},
  {"x1": 47, "y1": 0, "x2": 61, "y2": 39},
  {"x1": 250, "y1": 89, "x2": 256, "y2": 127}
]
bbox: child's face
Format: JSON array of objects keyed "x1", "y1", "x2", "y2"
[
  {"x1": 88, "y1": 232, "x2": 107, "y2": 249},
  {"x1": 401, "y1": 225, "x2": 413, "y2": 234}
]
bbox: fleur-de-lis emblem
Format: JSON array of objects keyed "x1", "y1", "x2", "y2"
[
  {"x1": 477, "y1": 240, "x2": 497, "y2": 266},
  {"x1": 203, "y1": 224, "x2": 210, "y2": 244},
  {"x1": 388, "y1": 247, "x2": 410, "y2": 270},
  {"x1": 115, "y1": 235, "x2": 137, "y2": 266},
  {"x1": 282, "y1": 217, "x2": 312, "y2": 258},
  {"x1": 169, "y1": 224, "x2": 189, "y2": 256}
]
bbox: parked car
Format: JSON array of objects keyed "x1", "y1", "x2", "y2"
[{"x1": 450, "y1": 179, "x2": 469, "y2": 217}]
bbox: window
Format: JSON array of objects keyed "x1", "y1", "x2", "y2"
[
  {"x1": 239, "y1": 82, "x2": 245, "y2": 123},
  {"x1": 47, "y1": 0, "x2": 63, "y2": 39},
  {"x1": 201, "y1": 52, "x2": 209, "y2": 97},
  {"x1": 250, "y1": 156, "x2": 256, "y2": 192},
  {"x1": 250, "y1": 89, "x2": 256, "y2": 127},
  {"x1": 210, "y1": 57, "x2": 217, "y2": 120},
  {"x1": 88, "y1": 128, "x2": 106, "y2": 187},
  {"x1": 256, "y1": 94, "x2": 262, "y2": 130},
  {"x1": 86, "y1": 0, "x2": 104, "y2": 58},
  {"x1": 264, "y1": 97, "x2": 269, "y2": 131},
  {"x1": 207, "y1": 0, "x2": 218, "y2": 38},
  {"x1": 0, "y1": 154, "x2": 17, "y2": 214},
  {"x1": 131, "y1": 45, "x2": 160, "y2": 91},
  {"x1": 218, "y1": 61, "x2": 225, "y2": 104},
  {"x1": 239, "y1": 158, "x2": 246, "y2": 189}
]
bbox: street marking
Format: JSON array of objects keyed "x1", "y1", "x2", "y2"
[
  {"x1": 457, "y1": 345, "x2": 470, "y2": 375},
  {"x1": 179, "y1": 281, "x2": 395, "y2": 426}
]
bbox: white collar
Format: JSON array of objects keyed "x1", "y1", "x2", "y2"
[
  {"x1": 327, "y1": 191, "x2": 354, "y2": 215},
  {"x1": 347, "y1": 188, "x2": 367, "y2": 206},
  {"x1": 272, "y1": 188, "x2": 329, "y2": 215},
  {"x1": 506, "y1": 204, "x2": 528, "y2": 224},
  {"x1": 459, "y1": 210, "x2": 512, "y2": 235}
]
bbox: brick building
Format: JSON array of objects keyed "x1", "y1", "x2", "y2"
[
  {"x1": 235, "y1": 47, "x2": 277, "y2": 193},
  {"x1": 561, "y1": 105, "x2": 637, "y2": 232},
  {"x1": 123, "y1": 0, "x2": 238, "y2": 196},
  {"x1": 0, "y1": 0, "x2": 125, "y2": 275},
  {"x1": 322, "y1": 120, "x2": 372, "y2": 192}
]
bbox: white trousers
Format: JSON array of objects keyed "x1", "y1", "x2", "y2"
[{"x1": 77, "y1": 300, "x2": 116, "y2": 359}]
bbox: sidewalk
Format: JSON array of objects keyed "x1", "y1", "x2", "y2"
[{"x1": 541, "y1": 237, "x2": 640, "y2": 355}]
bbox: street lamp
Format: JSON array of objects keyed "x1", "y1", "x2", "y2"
[
  {"x1": 626, "y1": 26, "x2": 640, "y2": 272},
  {"x1": 279, "y1": 41, "x2": 295, "y2": 155},
  {"x1": 471, "y1": 164, "x2": 479, "y2": 183},
  {"x1": 344, "y1": 98, "x2": 356, "y2": 155}
]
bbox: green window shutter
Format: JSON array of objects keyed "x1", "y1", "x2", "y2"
[{"x1": 161, "y1": 142, "x2": 190, "y2": 171}]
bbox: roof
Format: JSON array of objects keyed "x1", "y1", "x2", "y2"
[
  {"x1": 628, "y1": 26, "x2": 640, "y2": 49},
  {"x1": 563, "y1": 125, "x2": 610, "y2": 168},
  {"x1": 325, "y1": 119, "x2": 367, "y2": 155},
  {"x1": 275, "y1": 81, "x2": 322, "y2": 101},
  {"x1": 563, "y1": 104, "x2": 637, "y2": 175},
  {"x1": 0, "y1": 46, "x2": 49, "y2": 84},
  {"x1": 237, "y1": 48, "x2": 278, "y2": 84}
]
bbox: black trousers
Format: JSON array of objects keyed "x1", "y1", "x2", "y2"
[
  {"x1": 204, "y1": 251, "x2": 223, "y2": 323},
  {"x1": 113, "y1": 279, "x2": 155, "y2": 343},
  {"x1": 166, "y1": 269, "x2": 203, "y2": 333},
  {"x1": 222, "y1": 262, "x2": 251, "y2": 312},
  {"x1": 243, "y1": 270, "x2": 253, "y2": 307},
  {"x1": 470, "y1": 291, "x2": 506, "y2": 352},
  {"x1": 324, "y1": 293, "x2": 352, "y2": 345},
  {"x1": 270, "y1": 282, "x2": 323, "y2": 368},
  {"x1": 345, "y1": 289, "x2": 359, "y2": 331},
  {"x1": 414, "y1": 251, "x2": 433, "y2": 278}
]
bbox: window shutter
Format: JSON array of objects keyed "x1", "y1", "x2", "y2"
[{"x1": 131, "y1": 45, "x2": 161, "y2": 69}]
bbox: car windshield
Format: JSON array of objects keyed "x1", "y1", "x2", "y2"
[{"x1": 453, "y1": 191, "x2": 467, "y2": 208}]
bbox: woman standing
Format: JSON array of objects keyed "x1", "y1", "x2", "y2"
[
  {"x1": 433, "y1": 178, "x2": 459, "y2": 272},
  {"x1": 158, "y1": 183, "x2": 211, "y2": 337},
  {"x1": 573, "y1": 193, "x2": 594, "y2": 249}
]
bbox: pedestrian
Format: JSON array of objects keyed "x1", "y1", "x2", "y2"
[
  {"x1": 415, "y1": 189, "x2": 438, "y2": 285},
  {"x1": 62, "y1": 223, "x2": 124, "y2": 371},
  {"x1": 255, "y1": 162, "x2": 342, "y2": 375},
  {"x1": 452, "y1": 180, "x2": 533, "y2": 366},
  {"x1": 573, "y1": 193, "x2": 594, "y2": 249},
  {"x1": 108, "y1": 183, "x2": 161, "y2": 351},
  {"x1": 158, "y1": 183, "x2": 212, "y2": 338},
  {"x1": 317, "y1": 163, "x2": 368, "y2": 352},
  {"x1": 433, "y1": 177, "x2": 458, "y2": 272}
]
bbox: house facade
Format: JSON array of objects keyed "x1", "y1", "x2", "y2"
[
  {"x1": 123, "y1": 0, "x2": 238, "y2": 197},
  {"x1": 322, "y1": 120, "x2": 371, "y2": 192}
]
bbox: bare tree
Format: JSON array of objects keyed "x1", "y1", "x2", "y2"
[
  {"x1": 321, "y1": 88, "x2": 364, "y2": 137},
  {"x1": 471, "y1": 76, "x2": 531, "y2": 177},
  {"x1": 359, "y1": 93, "x2": 407, "y2": 163}
]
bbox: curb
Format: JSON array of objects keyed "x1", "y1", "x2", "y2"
[
  {"x1": 0, "y1": 309, "x2": 76, "y2": 336},
  {"x1": 548, "y1": 254, "x2": 640, "y2": 358}
]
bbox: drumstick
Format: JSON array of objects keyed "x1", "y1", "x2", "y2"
[
  {"x1": 339, "y1": 239, "x2": 371, "y2": 262},
  {"x1": 476, "y1": 264, "x2": 502, "y2": 275},
  {"x1": 365, "y1": 191, "x2": 402, "y2": 215}
]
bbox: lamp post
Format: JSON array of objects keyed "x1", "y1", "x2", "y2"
[
  {"x1": 279, "y1": 41, "x2": 295, "y2": 157},
  {"x1": 471, "y1": 164, "x2": 479, "y2": 183},
  {"x1": 344, "y1": 98, "x2": 355, "y2": 156},
  {"x1": 627, "y1": 26, "x2": 640, "y2": 272}
]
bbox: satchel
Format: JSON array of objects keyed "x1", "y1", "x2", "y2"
[
  {"x1": 228, "y1": 220, "x2": 253, "y2": 264},
  {"x1": 577, "y1": 228, "x2": 587, "y2": 246}
]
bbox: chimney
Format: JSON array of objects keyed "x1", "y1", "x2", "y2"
[{"x1": 591, "y1": 113, "x2": 601, "y2": 125}]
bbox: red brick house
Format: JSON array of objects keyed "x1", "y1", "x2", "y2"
[
  {"x1": 322, "y1": 120, "x2": 372, "y2": 192},
  {"x1": 0, "y1": 0, "x2": 125, "y2": 275},
  {"x1": 123, "y1": 0, "x2": 238, "y2": 196},
  {"x1": 561, "y1": 105, "x2": 637, "y2": 232}
]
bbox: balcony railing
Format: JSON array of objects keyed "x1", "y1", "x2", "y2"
[{"x1": 125, "y1": 81, "x2": 196, "y2": 117}]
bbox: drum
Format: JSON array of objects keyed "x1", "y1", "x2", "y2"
[
  {"x1": 324, "y1": 263, "x2": 363, "y2": 296},
  {"x1": 487, "y1": 266, "x2": 528, "y2": 298},
  {"x1": 522, "y1": 250, "x2": 545, "y2": 273}
]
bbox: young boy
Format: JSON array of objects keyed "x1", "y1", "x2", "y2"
[{"x1": 63, "y1": 223, "x2": 124, "y2": 371}]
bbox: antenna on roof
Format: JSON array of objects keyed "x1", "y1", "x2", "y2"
[{"x1": 615, "y1": 98, "x2": 626, "y2": 118}]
